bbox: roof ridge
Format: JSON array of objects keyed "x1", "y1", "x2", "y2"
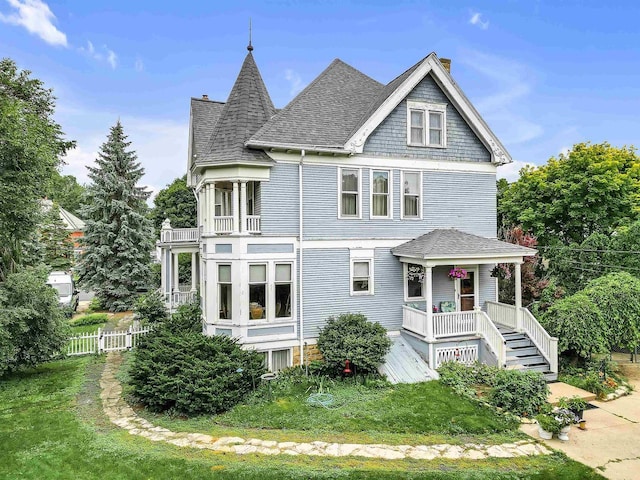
[
  {"x1": 248, "y1": 58, "x2": 382, "y2": 146},
  {"x1": 191, "y1": 97, "x2": 225, "y2": 104}
]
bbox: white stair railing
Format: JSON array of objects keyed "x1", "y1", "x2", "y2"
[
  {"x1": 476, "y1": 310, "x2": 507, "y2": 367},
  {"x1": 486, "y1": 301, "x2": 518, "y2": 329},
  {"x1": 520, "y1": 307, "x2": 558, "y2": 374}
]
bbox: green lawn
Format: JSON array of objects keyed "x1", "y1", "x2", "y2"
[{"x1": 0, "y1": 356, "x2": 605, "y2": 479}]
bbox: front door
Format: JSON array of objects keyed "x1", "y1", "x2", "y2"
[{"x1": 458, "y1": 270, "x2": 475, "y2": 311}]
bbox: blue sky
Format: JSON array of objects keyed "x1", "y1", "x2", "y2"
[{"x1": 2, "y1": 0, "x2": 640, "y2": 196}]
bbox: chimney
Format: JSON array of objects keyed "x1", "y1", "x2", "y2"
[
  {"x1": 440, "y1": 58, "x2": 451, "y2": 73},
  {"x1": 202, "y1": 94, "x2": 209, "y2": 100}
]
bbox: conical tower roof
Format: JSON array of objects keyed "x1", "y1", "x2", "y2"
[{"x1": 202, "y1": 51, "x2": 275, "y2": 164}]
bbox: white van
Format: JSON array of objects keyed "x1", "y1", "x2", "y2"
[{"x1": 47, "y1": 271, "x2": 79, "y2": 313}]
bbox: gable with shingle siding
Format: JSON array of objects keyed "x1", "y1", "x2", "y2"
[{"x1": 363, "y1": 73, "x2": 490, "y2": 162}]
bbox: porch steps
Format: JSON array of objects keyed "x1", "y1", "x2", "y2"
[
  {"x1": 496, "y1": 325, "x2": 557, "y2": 381},
  {"x1": 379, "y1": 336, "x2": 439, "y2": 384}
]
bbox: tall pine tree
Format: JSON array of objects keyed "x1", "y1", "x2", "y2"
[{"x1": 78, "y1": 121, "x2": 154, "y2": 311}]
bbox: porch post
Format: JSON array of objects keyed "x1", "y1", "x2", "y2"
[
  {"x1": 425, "y1": 266, "x2": 434, "y2": 341},
  {"x1": 239, "y1": 181, "x2": 247, "y2": 234},
  {"x1": 514, "y1": 261, "x2": 523, "y2": 331},
  {"x1": 173, "y1": 253, "x2": 179, "y2": 292},
  {"x1": 191, "y1": 252, "x2": 197, "y2": 292},
  {"x1": 232, "y1": 182, "x2": 240, "y2": 234}
]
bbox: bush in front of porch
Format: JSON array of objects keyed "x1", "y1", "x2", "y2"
[{"x1": 438, "y1": 361, "x2": 549, "y2": 418}]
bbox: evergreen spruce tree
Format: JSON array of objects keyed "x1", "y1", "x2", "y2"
[
  {"x1": 41, "y1": 202, "x2": 74, "y2": 271},
  {"x1": 78, "y1": 121, "x2": 154, "y2": 311}
]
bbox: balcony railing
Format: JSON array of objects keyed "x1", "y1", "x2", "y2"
[
  {"x1": 246, "y1": 215, "x2": 261, "y2": 233},
  {"x1": 213, "y1": 216, "x2": 233, "y2": 234},
  {"x1": 160, "y1": 227, "x2": 199, "y2": 243}
]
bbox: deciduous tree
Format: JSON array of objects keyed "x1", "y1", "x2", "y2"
[{"x1": 0, "y1": 58, "x2": 75, "y2": 280}]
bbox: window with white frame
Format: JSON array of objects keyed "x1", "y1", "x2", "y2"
[
  {"x1": 215, "y1": 186, "x2": 232, "y2": 216},
  {"x1": 249, "y1": 264, "x2": 267, "y2": 320},
  {"x1": 218, "y1": 264, "x2": 232, "y2": 320},
  {"x1": 259, "y1": 349, "x2": 292, "y2": 372},
  {"x1": 351, "y1": 259, "x2": 373, "y2": 295},
  {"x1": 275, "y1": 263, "x2": 292, "y2": 319},
  {"x1": 340, "y1": 168, "x2": 360, "y2": 217},
  {"x1": 246, "y1": 181, "x2": 256, "y2": 215},
  {"x1": 402, "y1": 171, "x2": 421, "y2": 219},
  {"x1": 407, "y1": 101, "x2": 446, "y2": 147},
  {"x1": 406, "y1": 263, "x2": 425, "y2": 299},
  {"x1": 371, "y1": 170, "x2": 391, "y2": 218}
]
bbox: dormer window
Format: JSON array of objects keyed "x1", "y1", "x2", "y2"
[{"x1": 407, "y1": 101, "x2": 447, "y2": 148}]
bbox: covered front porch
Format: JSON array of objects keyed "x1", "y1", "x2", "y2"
[{"x1": 391, "y1": 229, "x2": 558, "y2": 379}]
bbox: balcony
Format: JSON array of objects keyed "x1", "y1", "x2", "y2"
[{"x1": 160, "y1": 227, "x2": 200, "y2": 244}]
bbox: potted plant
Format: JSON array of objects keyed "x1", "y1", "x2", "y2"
[
  {"x1": 554, "y1": 408, "x2": 578, "y2": 441},
  {"x1": 249, "y1": 302, "x2": 264, "y2": 320},
  {"x1": 535, "y1": 412, "x2": 561, "y2": 440},
  {"x1": 448, "y1": 267, "x2": 467, "y2": 280},
  {"x1": 558, "y1": 396, "x2": 588, "y2": 421}
]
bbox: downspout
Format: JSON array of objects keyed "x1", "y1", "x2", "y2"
[{"x1": 298, "y1": 149, "x2": 306, "y2": 367}]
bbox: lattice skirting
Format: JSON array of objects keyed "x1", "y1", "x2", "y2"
[{"x1": 435, "y1": 345, "x2": 478, "y2": 368}]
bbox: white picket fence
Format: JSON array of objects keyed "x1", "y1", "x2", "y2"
[{"x1": 66, "y1": 325, "x2": 152, "y2": 356}]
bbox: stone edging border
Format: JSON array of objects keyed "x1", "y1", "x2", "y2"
[{"x1": 99, "y1": 351, "x2": 552, "y2": 460}]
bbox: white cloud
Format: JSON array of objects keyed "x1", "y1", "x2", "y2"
[
  {"x1": 497, "y1": 160, "x2": 536, "y2": 182},
  {"x1": 106, "y1": 49, "x2": 117, "y2": 69},
  {"x1": 459, "y1": 50, "x2": 543, "y2": 146},
  {"x1": 0, "y1": 0, "x2": 67, "y2": 46},
  {"x1": 284, "y1": 69, "x2": 304, "y2": 97},
  {"x1": 78, "y1": 40, "x2": 118, "y2": 69},
  {"x1": 469, "y1": 12, "x2": 489, "y2": 30},
  {"x1": 134, "y1": 58, "x2": 144, "y2": 72}
]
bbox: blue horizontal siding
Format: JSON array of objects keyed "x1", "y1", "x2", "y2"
[
  {"x1": 301, "y1": 247, "x2": 404, "y2": 338},
  {"x1": 302, "y1": 164, "x2": 496, "y2": 239}
]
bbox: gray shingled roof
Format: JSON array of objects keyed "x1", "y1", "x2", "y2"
[
  {"x1": 248, "y1": 59, "x2": 384, "y2": 148},
  {"x1": 191, "y1": 98, "x2": 224, "y2": 158},
  {"x1": 345, "y1": 56, "x2": 426, "y2": 140},
  {"x1": 196, "y1": 52, "x2": 275, "y2": 165},
  {"x1": 391, "y1": 229, "x2": 536, "y2": 259}
]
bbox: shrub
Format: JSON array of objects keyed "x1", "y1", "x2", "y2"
[
  {"x1": 70, "y1": 313, "x2": 108, "y2": 327},
  {"x1": 168, "y1": 299, "x2": 202, "y2": 333},
  {"x1": 488, "y1": 369, "x2": 549, "y2": 417},
  {"x1": 130, "y1": 329, "x2": 266, "y2": 415},
  {"x1": 86, "y1": 297, "x2": 103, "y2": 313},
  {"x1": 317, "y1": 313, "x2": 391, "y2": 376},
  {"x1": 438, "y1": 361, "x2": 499, "y2": 398},
  {"x1": 134, "y1": 290, "x2": 168, "y2": 324}
]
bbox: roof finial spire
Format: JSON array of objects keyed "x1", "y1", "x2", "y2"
[{"x1": 247, "y1": 18, "x2": 253, "y2": 52}]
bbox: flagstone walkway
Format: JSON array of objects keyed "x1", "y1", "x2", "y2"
[{"x1": 99, "y1": 350, "x2": 552, "y2": 461}]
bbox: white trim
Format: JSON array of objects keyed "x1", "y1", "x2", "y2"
[
  {"x1": 338, "y1": 167, "x2": 362, "y2": 219},
  {"x1": 400, "y1": 170, "x2": 423, "y2": 220},
  {"x1": 246, "y1": 260, "x2": 296, "y2": 324},
  {"x1": 406, "y1": 101, "x2": 447, "y2": 148},
  {"x1": 349, "y1": 250, "x2": 374, "y2": 296},
  {"x1": 344, "y1": 53, "x2": 511, "y2": 164},
  {"x1": 369, "y1": 169, "x2": 393, "y2": 219},
  {"x1": 397, "y1": 254, "x2": 529, "y2": 266},
  {"x1": 304, "y1": 238, "x2": 408, "y2": 249},
  {"x1": 266, "y1": 151, "x2": 498, "y2": 175}
]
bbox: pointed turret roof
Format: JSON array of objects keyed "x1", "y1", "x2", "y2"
[{"x1": 198, "y1": 51, "x2": 275, "y2": 165}]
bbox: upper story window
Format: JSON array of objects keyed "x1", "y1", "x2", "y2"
[
  {"x1": 402, "y1": 171, "x2": 422, "y2": 219},
  {"x1": 371, "y1": 170, "x2": 391, "y2": 219},
  {"x1": 218, "y1": 264, "x2": 232, "y2": 320},
  {"x1": 339, "y1": 168, "x2": 360, "y2": 218},
  {"x1": 407, "y1": 101, "x2": 447, "y2": 148},
  {"x1": 246, "y1": 181, "x2": 256, "y2": 216}
]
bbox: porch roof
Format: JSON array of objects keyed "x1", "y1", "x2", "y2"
[{"x1": 391, "y1": 229, "x2": 536, "y2": 261}]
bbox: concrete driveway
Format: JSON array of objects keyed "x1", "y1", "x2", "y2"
[{"x1": 521, "y1": 368, "x2": 640, "y2": 479}]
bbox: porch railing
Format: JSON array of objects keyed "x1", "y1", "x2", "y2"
[
  {"x1": 402, "y1": 306, "x2": 507, "y2": 366},
  {"x1": 521, "y1": 307, "x2": 558, "y2": 374},
  {"x1": 213, "y1": 216, "x2": 233, "y2": 234},
  {"x1": 486, "y1": 301, "x2": 517, "y2": 330},
  {"x1": 433, "y1": 311, "x2": 476, "y2": 338}
]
